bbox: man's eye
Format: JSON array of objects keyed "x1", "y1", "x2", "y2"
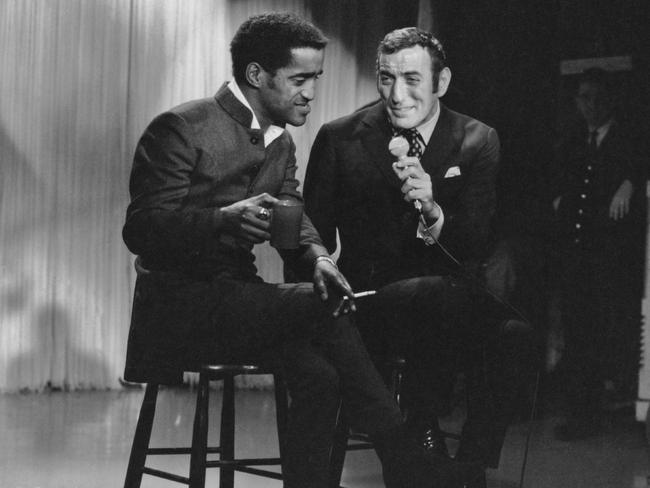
[
  {"x1": 380, "y1": 76, "x2": 393, "y2": 85},
  {"x1": 406, "y1": 77, "x2": 420, "y2": 85},
  {"x1": 293, "y1": 78, "x2": 306, "y2": 86}
]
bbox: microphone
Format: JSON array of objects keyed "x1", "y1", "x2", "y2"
[{"x1": 388, "y1": 135, "x2": 422, "y2": 211}]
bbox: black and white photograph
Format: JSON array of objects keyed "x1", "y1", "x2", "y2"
[{"x1": 0, "y1": 1, "x2": 648, "y2": 487}]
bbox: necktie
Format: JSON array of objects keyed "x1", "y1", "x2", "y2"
[
  {"x1": 401, "y1": 128, "x2": 425, "y2": 158},
  {"x1": 588, "y1": 130, "x2": 598, "y2": 154}
]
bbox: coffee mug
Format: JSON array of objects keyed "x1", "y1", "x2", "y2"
[{"x1": 270, "y1": 200, "x2": 303, "y2": 249}]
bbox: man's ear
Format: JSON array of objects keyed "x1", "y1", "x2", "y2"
[
  {"x1": 435, "y1": 67, "x2": 452, "y2": 97},
  {"x1": 245, "y1": 62, "x2": 265, "y2": 88}
]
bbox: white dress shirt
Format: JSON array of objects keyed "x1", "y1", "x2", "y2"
[{"x1": 227, "y1": 80, "x2": 284, "y2": 147}]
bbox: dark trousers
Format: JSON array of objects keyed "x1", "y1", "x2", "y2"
[
  {"x1": 211, "y1": 279, "x2": 404, "y2": 488},
  {"x1": 559, "y1": 246, "x2": 642, "y2": 420},
  {"x1": 356, "y1": 276, "x2": 471, "y2": 417},
  {"x1": 356, "y1": 274, "x2": 529, "y2": 467}
]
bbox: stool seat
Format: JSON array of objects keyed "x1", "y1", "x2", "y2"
[
  {"x1": 123, "y1": 364, "x2": 287, "y2": 488},
  {"x1": 202, "y1": 364, "x2": 261, "y2": 375}
]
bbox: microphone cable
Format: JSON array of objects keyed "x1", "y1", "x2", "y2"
[{"x1": 417, "y1": 211, "x2": 540, "y2": 488}]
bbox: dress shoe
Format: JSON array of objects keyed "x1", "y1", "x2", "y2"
[
  {"x1": 374, "y1": 426, "x2": 483, "y2": 488},
  {"x1": 554, "y1": 417, "x2": 601, "y2": 441},
  {"x1": 420, "y1": 427, "x2": 450, "y2": 460}
]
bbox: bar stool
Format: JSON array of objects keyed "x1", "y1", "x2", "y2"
[{"x1": 123, "y1": 364, "x2": 288, "y2": 488}]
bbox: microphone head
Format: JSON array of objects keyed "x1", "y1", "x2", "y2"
[{"x1": 388, "y1": 136, "x2": 409, "y2": 158}]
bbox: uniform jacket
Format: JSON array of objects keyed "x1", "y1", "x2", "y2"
[
  {"x1": 122, "y1": 83, "x2": 326, "y2": 383},
  {"x1": 304, "y1": 101, "x2": 500, "y2": 291},
  {"x1": 552, "y1": 119, "x2": 645, "y2": 253}
]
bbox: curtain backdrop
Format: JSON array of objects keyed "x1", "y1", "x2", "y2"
[{"x1": 0, "y1": 0, "x2": 385, "y2": 391}]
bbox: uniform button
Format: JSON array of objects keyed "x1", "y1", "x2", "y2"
[
  {"x1": 578, "y1": 209, "x2": 583, "y2": 214},
  {"x1": 584, "y1": 178, "x2": 590, "y2": 184},
  {"x1": 250, "y1": 136, "x2": 259, "y2": 144},
  {"x1": 574, "y1": 238, "x2": 580, "y2": 244},
  {"x1": 575, "y1": 223, "x2": 581, "y2": 229},
  {"x1": 581, "y1": 194, "x2": 586, "y2": 199},
  {"x1": 587, "y1": 165, "x2": 592, "y2": 171}
]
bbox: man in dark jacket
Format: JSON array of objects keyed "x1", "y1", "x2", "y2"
[
  {"x1": 551, "y1": 68, "x2": 645, "y2": 440},
  {"x1": 305, "y1": 27, "x2": 531, "y2": 486},
  {"x1": 123, "y1": 13, "x2": 478, "y2": 488}
]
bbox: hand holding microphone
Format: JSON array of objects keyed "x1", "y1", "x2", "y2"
[{"x1": 389, "y1": 135, "x2": 433, "y2": 213}]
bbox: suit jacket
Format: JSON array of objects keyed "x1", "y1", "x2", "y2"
[
  {"x1": 122, "y1": 83, "x2": 327, "y2": 383},
  {"x1": 304, "y1": 101, "x2": 500, "y2": 291},
  {"x1": 552, "y1": 119, "x2": 645, "y2": 250},
  {"x1": 551, "y1": 119, "x2": 646, "y2": 294}
]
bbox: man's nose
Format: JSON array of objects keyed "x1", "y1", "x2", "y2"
[
  {"x1": 390, "y1": 78, "x2": 407, "y2": 103},
  {"x1": 301, "y1": 80, "x2": 316, "y2": 101}
]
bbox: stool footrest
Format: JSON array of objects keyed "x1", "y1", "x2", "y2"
[
  {"x1": 142, "y1": 466, "x2": 189, "y2": 484},
  {"x1": 147, "y1": 447, "x2": 222, "y2": 455},
  {"x1": 232, "y1": 466, "x2": 283, "y2": 480},
  {"x1": 206, "y1": 457, "x2": 282, "y2": 468}
]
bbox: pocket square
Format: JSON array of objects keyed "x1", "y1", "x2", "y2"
[{"x1": 444, "y1": 166, "x2": 461, "y2": 178}]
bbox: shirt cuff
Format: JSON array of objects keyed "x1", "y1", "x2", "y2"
[{"x1": 416, "y1": 203, "x2": 444, "y2": 245}]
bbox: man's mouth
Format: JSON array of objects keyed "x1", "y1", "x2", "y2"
[{"x1": 389, "y1": 106, "x2": 414, "y2": 116}]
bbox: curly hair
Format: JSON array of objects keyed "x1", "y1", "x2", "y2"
[
  {"x1": 230, "y1": 13, "x2": 328, "y2": 84},
  {"x1": 377, "y1": 27, "x2": 447, "y2": 91}
]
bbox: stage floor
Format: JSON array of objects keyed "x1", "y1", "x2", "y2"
[{"x1": 0, "y1": 387, "x2": 648, "y2": 488}]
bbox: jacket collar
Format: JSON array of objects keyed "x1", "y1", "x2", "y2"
[
  {"x1": 358, "y1": 101, "x2": 462, "y2": 186},
  {"x1": 214, "y1": 82, "x2": 255, "y2": 128}
]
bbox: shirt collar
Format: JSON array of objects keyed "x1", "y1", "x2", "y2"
[
  {"x1": 227, "y1": 80, "x2": 284, "y2": 147},
  {"x1": 414, "y1": 103, "x2": 440, "y2": 146}
]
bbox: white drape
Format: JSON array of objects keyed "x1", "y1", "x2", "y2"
[{"x1": 0, "y1": 0, "x2": 382, "y2": 391}]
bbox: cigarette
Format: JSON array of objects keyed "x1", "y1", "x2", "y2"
[{"x1": 343, "y1": 290, "x2": 377, "y2": 300}]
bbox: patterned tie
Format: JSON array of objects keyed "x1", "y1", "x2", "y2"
[{"x1": 401, "y1": 128, "x2": 425, "y2": 158}]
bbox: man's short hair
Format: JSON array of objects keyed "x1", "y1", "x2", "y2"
[
  {"x1": 230, "y1": 13, "x2": 328, "y2": 84},
  {"x1": 377, "y1": 27, "x2": 447, "y2": 90}
]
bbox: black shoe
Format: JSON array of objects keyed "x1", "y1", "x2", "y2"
[
  {"x1": 374, "y1": 426, "x2": 483, "y2": 488},
  {"x1": 554, "y1": 418, "x2": 601, "y2": 441},
  {"x1": 420, "y1": 427, "x2": 450, "y2": 460}
]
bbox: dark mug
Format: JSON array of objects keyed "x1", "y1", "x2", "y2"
[{"x1": 270, "y1": 200, "x2": 303, "y2": 249}]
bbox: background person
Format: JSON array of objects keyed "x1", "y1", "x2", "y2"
[{"x1": 550, "y1": 67, "x2": 646, "y2": 441}]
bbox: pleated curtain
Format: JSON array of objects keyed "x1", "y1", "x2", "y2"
[{"x1": 0, "y1": 0, "x2": 384, "y2": 391}]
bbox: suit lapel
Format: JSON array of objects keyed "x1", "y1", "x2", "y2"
[
  {"x1": 420, "y1": 105, "x2": 461, "y2": 176},
  {"x1": 358, "y1": 103, "x2": 402, "y2": 188}
]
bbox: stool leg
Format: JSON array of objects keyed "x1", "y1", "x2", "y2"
[
  {"x1": 190, "y1": 373, "x2": 210, "y2": 488},
  {"x1": 124, "y1": 383, "x2": 159, "y2": 488},
  {"x1": 273, "y1": 374, "x2": 289, "y2": 462},
  {"x1": 219, "y1": 374, "x2": 236, "y2": 488},
  {"x1": 329, "y1": 402, "x2": 348, "y2": 488}
]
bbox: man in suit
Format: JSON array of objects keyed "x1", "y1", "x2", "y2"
[
  {"x1": 122, "y1": 13, "x2": 479, "y2": 488},
  {"x1": 551, "y1": 67, "x2": 645, "y2": 440},
  {"x1": 304, "y1": 27, "x2": 530, "y2": 486}
]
